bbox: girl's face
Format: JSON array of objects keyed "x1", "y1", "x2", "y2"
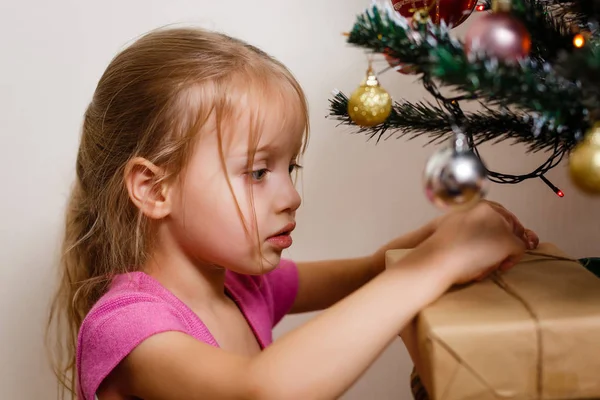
[{"x1": 166, "y1": 82, "x2": 306, "y2": 274}]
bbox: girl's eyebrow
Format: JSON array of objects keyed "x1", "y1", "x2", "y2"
[{"x1": 255, "y1": 143, "x2": 280, "y2": 154}]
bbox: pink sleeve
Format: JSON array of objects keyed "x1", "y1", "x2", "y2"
[
  {"x1": 76, "y1": 298, "x2": 188, "y2": 400},
  {"x1": 264, "y1": 258, "x2": 299, "y2": 325}
]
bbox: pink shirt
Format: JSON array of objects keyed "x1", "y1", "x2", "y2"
[{"x1": 76, "y1": 260, "x2": 299, "y2": 400}]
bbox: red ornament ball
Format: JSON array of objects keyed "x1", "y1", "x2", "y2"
[
  {"x1": 391, "y1": 0, "x2": 477, "y2": 28},
  {"x1": 464, "y1": 13, "x2": 531, "y2": 62}
]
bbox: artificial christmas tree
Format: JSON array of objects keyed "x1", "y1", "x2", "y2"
[{"x1": 329, "y1": 0, "x2": 600, "y2": 208}]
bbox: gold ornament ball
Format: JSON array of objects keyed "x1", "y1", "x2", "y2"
[
  {"x1": 569, "y1": 123, "x2": 600, "y2": 195},
  {"x1": 347, "y1": 68, "x2": 392, "y2": 127}
]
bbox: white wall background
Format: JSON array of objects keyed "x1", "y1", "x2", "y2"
[{"x1": 2, "y1": 1, "x2": 599, "y2": 399}]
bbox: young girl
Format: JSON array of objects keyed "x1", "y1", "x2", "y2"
[{"x1": 47, "y1": 27, "x2": 538, "y2": 400}]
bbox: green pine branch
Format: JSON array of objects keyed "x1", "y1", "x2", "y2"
[
  {"x1": 328, "y1": 91, "x2": 576, "y2": 152},
  {"x1": 551, "y1": 0, "x2": 600, "y2": 29},
  {"x1": 502, "y1": 0, "x2": 600, "y2": 112},
  {"x1": 339, "y1": 4, "x2": 592, "y2": 140},
  {"x1": 429, "y1": 43, "x2": 585, "y2": 129},
  {"x1": 508, "y1": 0, "x2": 574, "y2": 62},
  {"x1": 553, "y1": 39, "x2": 600, "y2": 119}
]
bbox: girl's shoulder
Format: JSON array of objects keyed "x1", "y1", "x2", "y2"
[
  {"x1": 78, "y1": 271, "x2": 199, "y2": 339},
  {"x1": 76, "y1": 271, "x2": 201, "y2": 400},
  {"x1": 75, "y1": 260, "x2": 299, "y2": 400}
]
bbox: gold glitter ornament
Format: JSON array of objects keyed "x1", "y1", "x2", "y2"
[
  {"x1": 569, "y1": 122, "x2": 600, "y2": 195},
  {"x1": 347, "y1": 66, "x2": 392, "y2": 127}
]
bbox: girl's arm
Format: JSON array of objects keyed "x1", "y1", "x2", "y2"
[
  {"x1": 290, "y1": 219, "x2": 437, "y2": 313},
  {"x1": 291, "y1": 200, "x2": 539, "y2": 314},
  {"x1": 115, "y1": 202, "x2": 526, "y2": 400},
  {"x1": 118, "y1": 246, "x2": 454, "y2": 400}
]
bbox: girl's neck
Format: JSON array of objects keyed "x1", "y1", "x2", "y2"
[{"x1": 144, "y1": 236, "x2": 230, "y2": 309}]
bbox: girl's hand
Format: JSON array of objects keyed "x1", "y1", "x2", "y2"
[
  {"x1": 420, "y1": 201, "x2": 528, "y2": 285},
  {"x1": 432, "y1": 200, "x2": 539, "y2": 251},
  {"x1": 433, "y1": 200, "x2": 538, "y2": 280},
  {"x1": 374, "y1": 200, "x2": 538, "y2": 277},
  {"x1": 485, "y1": 200, "x2": 539, "y2": 250}
]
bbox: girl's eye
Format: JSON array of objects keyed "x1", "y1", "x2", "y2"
[
  {"x1": 251, "y1": 169, "x2": 268, "y2": 181},
  {"x1": 289, "y1": 163, "x2": 303, "y2": 174}
]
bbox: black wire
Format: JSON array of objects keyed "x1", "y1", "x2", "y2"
[{"x1": 421, "y1": 75, "x2": 566, "y2": 184}]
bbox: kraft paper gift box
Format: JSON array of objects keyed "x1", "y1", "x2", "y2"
[{"x1": 386, "y1": 243, "x2": 600, "y2": 400}]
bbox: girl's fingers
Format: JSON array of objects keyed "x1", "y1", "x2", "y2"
[{"x1": 524, "y1": 228, "x2": 539, "y2": 249}]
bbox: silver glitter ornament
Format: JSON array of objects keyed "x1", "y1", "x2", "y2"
[{"x1": 423, "y1": 133, "x2": 488, "y2": 210}]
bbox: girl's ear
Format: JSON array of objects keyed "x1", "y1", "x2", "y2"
[{"x1": 124, "y1": 157, "x2": 172, "y2": 219}]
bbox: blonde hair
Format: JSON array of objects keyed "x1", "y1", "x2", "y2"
[{"x1": 46, "y1": 27, "x2": 309, "y2": 398}]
